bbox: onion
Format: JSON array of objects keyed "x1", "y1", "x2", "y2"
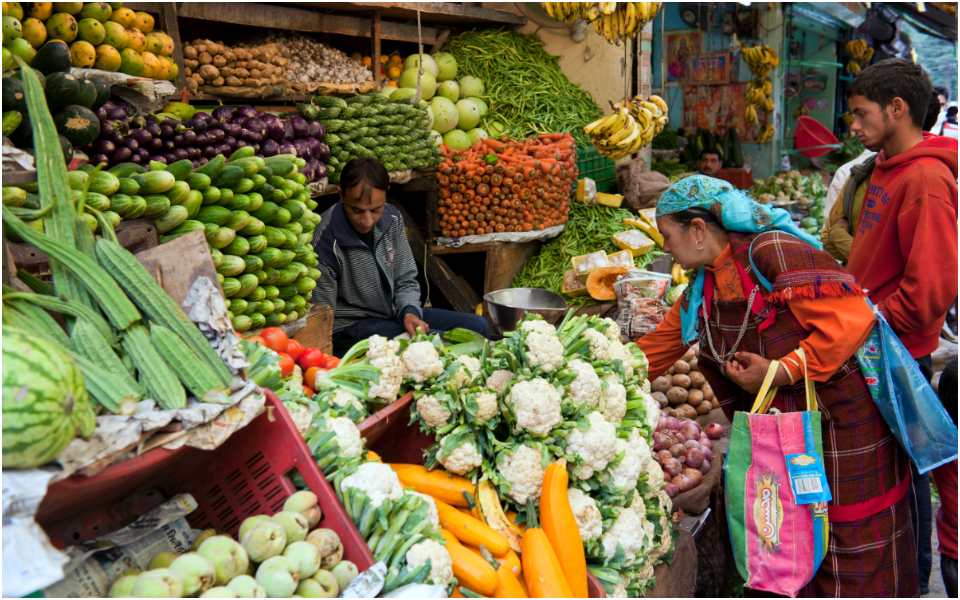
[
  {"x1": 705, "y1": 423, "x2": 724, "y2": 440},
  {"x1": 699, "y1": 459, "x2": 711, "y2": 475},
  {"x1": 672, "y1": 474, "x2": 694, "y2": 492},
  {"x1": 667, "y1": 417, "x2": 682, "y2": 431},
  {"x1": 682, "y1": 467, "x2": 704, "y2": 486},
  {"x1": 701, "y1": 447, "x2": 713, "y2": 462},
  {"x1": 699, "y1": 437, "x2": 713, "y2": 449},
  {"x1": 663, "y1": 483, "x2": 680, "y2": 498},
  {"x1": 685, "y1": 447, "x2": 704, "y2": 469},
  {"x1": 657, "y1": 450, "x2": 672, "y2": 463},
  {"x1": 680, "y1": 421, "x2": 701, "y2": 441},
  {"x1": 684, "y1": 440, "x2": 702, "y2": 452},
  {"x1": 675, "y1": 433, "x2": 686, "y2": 444},
  {"x1": 657, "y1": 413, "x2": 669, "y2": 432},
  {"x1": 663, "y1": 457, "x2": 682, "y2": 478}
]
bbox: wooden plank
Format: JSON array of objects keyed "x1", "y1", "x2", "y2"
[
  {"x1": 429, "y1": 242, "x2": 501, "y2": 255},
  {"x1": 290, "y1": 303, "x2": 334, "y2": 354},
  {"x1": 159, "y1": 2, "x2": 187, "y2": 91},
  {"x1": 430, "y1": 29, "x2": 451, "y2": 54},
  {"x1": 133, "y1": 230, "x2": 222, "y2": 308},
  {"x1": 291, "y1": 2, "x2": 526, "y2": 25},
  {"x1": 484, "y1": 242, "x2": 541, "y2": 296},
  {"x1": 389, "y1": 201, "x2": 480, "y2": 313},
  {"x1": 371, "y1": 11, "x2": 381, "y2": 88}
]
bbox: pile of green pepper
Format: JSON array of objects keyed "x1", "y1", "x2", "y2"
[
  {"x1": 513, "y1": 202, "x2": 665, "y2": 307},
  {"x1": 445, "y1": 29, "x2": 604, "y2": 149}
]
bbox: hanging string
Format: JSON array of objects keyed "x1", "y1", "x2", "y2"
[
  {"x1": 660, "y1": 4, "x2": 666, "y2": 96},
  {"x1": 412, "y1": 4, "x2": 425, "y2": 104}
]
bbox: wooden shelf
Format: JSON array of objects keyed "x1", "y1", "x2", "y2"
[{"x1": 286, "y1": 2, "x2": 525, "y2": 27}]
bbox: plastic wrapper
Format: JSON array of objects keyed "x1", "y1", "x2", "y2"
[
  {"x1": 571, "y1": 250, "x2": 609, "y2": 281},
  {"x1": 607, "y1": 249, "x2": 635, "y2": 268},
  {"x1": 576, "y1": 177, "x2": 598, "y2": 204},
  {"x1": 561, "y1": 269, "x2": 590, "y2": 296},
  {"x1": 613, "y1": 229, "x2": 656, "y2": 257},
  {"x1": 614, "y1": 271, "x2": 673, "y2": 338}
]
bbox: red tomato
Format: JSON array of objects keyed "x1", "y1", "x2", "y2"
[
  {"x1": 285, "y1": 339, "x2": 304, "y2": 362},
  {"x1": 246, "y1": 335, "x2": 265, "y2": 346},
  {"x1": 261, "y1": 327, "x2": 289, "y2": 353},
  {"x1": 277, "y1": 352, "x2": 295, "y2": 378},
  {"x1": 304, "y1": 367, "x2": 322, "y2": 391},
  {"x1": 299, "y1": 347, "x2": 327, "y2": 370},
  {"x1": 320, "y1": 354, "x2": 340, "y2": 369}
]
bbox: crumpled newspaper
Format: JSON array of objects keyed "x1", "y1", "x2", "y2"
[
  {"x1": 438, "y1": 223, "x2": 564, "y2": 247},
  {"x1": 2, "y1": 470, "x2": 68, "y2": 598},
  {"x1": 183, "y1": 276, "x2": 249, "y2": 374},
  {"x1": 70, "y1": 67, "x2": 176, "y2": 113}
]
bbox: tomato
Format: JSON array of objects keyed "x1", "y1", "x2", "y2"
[
  {"x1": 302, "y1": 384, "x2": 315, "y2": 397},
  {"x1": 261, "y1": 327, "x2": 289, "y2": 353},
  {"x1": 299, "y1": 347, "x2": 327, "y2": 370},
  {"x1": 320, "y1": 354, "x2": 340, "y2": 369},
  {"x1": 246, "y1": 335, "x2": 265, "y2": 346},
  {"x1": 277, "y1": 352, "x2": 295, "y2": 378},
  {"x1": 304, "y1": 367, "x2": 322, "y2": 391},
  {"x1": 285, "y1": 339, "x2": 304, "y2": 362}
]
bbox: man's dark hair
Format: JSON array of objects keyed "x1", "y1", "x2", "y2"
[
  {"x1": 339, "y1": 158, "x2": 389, "y2": 200},
  {"x1": 846, "y1": 58, "x2": 933, "y2": 129},
  {"x1": 923, "y1": 90, "x2": 942, "y2": 132},
  {"x1": 934, "y1": 86, "x2": 950, "y2": 102},
  {"x1": 699, "y1": 147, "x2": 721, "y2": 160}
]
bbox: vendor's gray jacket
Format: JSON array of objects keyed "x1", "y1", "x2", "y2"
[{"x1": 311, "y1": 202, "x2": 423, "y2": 333}]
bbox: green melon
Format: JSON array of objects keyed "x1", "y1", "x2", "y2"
[{"x1": 2, "y1": 325, "x2": 96, "y2": 468}]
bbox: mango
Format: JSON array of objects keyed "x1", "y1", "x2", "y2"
[
  {"x1": 7, "y1": 1, "x2": 23, "y2": 20},
  {"x1": 93, "y1": 42, "x2": 119, "y2": 70},
  {"x1": 76, "y1": 17, "x2": 104, "y2": 44},
  {"x1": 143, "y1": 32, "x2": 161, "y2": 53},
  {"x1": 69, "y1": 39, "x2": 94, "y2": 67},
  {"x1": 20, "y1": 16, "x2": 44, "y2": 47},
  {"x1": 107, "y1": 5, "x2": 133, "y2": 26},
  {"x1": 5, "y1": 36, "x2": 35, "y2": 63},
  {"x1": 44, "y1": 12, "x2": 76, "y2": 42},
  {"x1": 52, "y1": 2, "x2": 82, "y2": 14},
  {"x1": 117, "y1": 46, "x2": 141, "y2": 75},
  {"x1": 101, "y1": 18, "x2": 125, "y2": 48},
  {"x1": 132, "y1": 10, "x2": 152, "y2": 32},
  {"x1": 25, "y1": 2, "x2": 51, "y2": 20},
  {"x1": 2, "y1": 14, "x2": 21, "y2": 39},
  {"x1": 123, "y1": 25, "x2": 144, "y2": 51},
  {"x1": 77, "y1": 1, "x2": 111, "y2": 21}
]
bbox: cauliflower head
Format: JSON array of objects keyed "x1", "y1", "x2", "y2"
[
  {"x1": 324, "y1": 416, "x2": 364, "y2": 458},
  {"x1": 525, "y1": 331, "x2": 565, "y2": 373},
  {"x1": 498, "y1": 443, "x2": 549, "y2": 505},
  {"x1": 507, "y1": 377, "x2": 563, "y2": 436},
  {"x1": 583, "y1": 328, "x2": 611, "y2": 361},
  {"x1": 601, "y1": 317, "x2": 621, "y2": 341},
  {"x1": 405, "y1": 539, "x2": 455, "y2": 587},
  {"x1": 627, "y1": 428, "x2": 652, "y2": 471},
  {"x1": 598, "y1": 374, "x2": 627, "y2": 423},
  {"x1": 485, "y1": 369, "x2": 514, "y2": 396},
  {"x1": 437, "y1": 435, "x2": 483, "y2": 476},
  {"x1": 341, "y1": 462, "x2": 404, "y2": 508},
  {"x1": 567, "y1": 488, "x2": 603, "y2": 541},
  {"x1": 644, "y1": 458, "x2": 664, "y2": 493},
  {"x1": 331, "y1": 390, "x2": 365, "y2": 414},
  {"x1": 521, "y1": 319, "x2": 557, "y2": 336},
  {"x1": 611, "y1": 584, "x2": 629, "y2": 598},
  {"x1": 565, "y1": 359, "x2": 601, "y2": 409},
  {"x1": 658, "y1": 489, "x2": 673, "y2": 517},
  {"x1": 640, "y1": 391, "x2": 660, "y2": 431},
  {"x1": 406, "y1": 491, "x2": 440, "y2": 532},
  {"x1": 472, "y1": 390, "x2": 499, "y2": 424},
  {"x1": 416, "y1": 394, "x2": 452, "y2": 429},
  {"x1": 601, "y1": 507, "x2": 645, "y2": 565},
  {"x1": 607, "y1": 339, "x2": 634, "y2": 380},
  {"x1": 402, "y1": 341, "x2": 444, "y2": 383},
  {"x1": 367, "y1": 335, "x2": 403, "y2": 402},
  {"x1": 604, "y1": 438, "x2": 643, "y2": 493},
  {"x1": 566, "y1": 411, "x2": 619, "y2": 479},
  {"x1": 451, "y1": 355, "x2": 482, "y2": 390}
]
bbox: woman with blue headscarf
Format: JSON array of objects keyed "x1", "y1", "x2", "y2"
[{"x1": 637, "y1": 176, "x2": 917, "y2": 597}]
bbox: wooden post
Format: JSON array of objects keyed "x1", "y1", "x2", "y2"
[
  {"x1": 371, "y1": 10, "x2": 381, "y2": 88},
  {"x1": 158, "y1": 2, "x2": 187, "y2": 91}
]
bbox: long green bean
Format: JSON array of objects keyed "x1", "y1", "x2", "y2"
[
  {"x1": 513, "y1": 203, "x2": 665, "y2": 307},
  {"x1": 445, "y1": 29, "x2": 604, "y2": 149}
]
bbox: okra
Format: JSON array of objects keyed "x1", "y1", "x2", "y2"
[
  {"x1": 121, "y1": 323, "x2": 186, "y2": 409},
  {"x1": 150, "y1": 324, "x2": 230, "y2": 405}
]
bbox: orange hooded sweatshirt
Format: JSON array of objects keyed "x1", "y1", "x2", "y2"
[{"x1": 846, "y1": 133, "x2": 959, "y2": 358}]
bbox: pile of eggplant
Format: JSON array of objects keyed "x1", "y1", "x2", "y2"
[{"x1": 86, "y1": 103, "x2": 330, "y2": 182}]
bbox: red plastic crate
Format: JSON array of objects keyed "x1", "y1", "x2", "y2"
[
  {"x1": 356, "y1": 391, "x2": 415, "y2": 446},
  {"x1": 36, "y1": 390, "x2": 374, "y2": 571}
]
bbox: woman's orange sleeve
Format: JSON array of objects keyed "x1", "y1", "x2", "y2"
[
  {"x1": 636, "y1": 301, "x2": 692, "y2": 380},
  {"x1": 780, "y1": 295, "x2": 875, "y2": 383}
]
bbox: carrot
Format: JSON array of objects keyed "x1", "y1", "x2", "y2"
[
  {"x1": 540, "y1": 459, "x2": 587, "y2": 598},
  {"x1": 436, "y1": 498, "x2": 511, "y2": 555},
  {"x1": 366, "y1": 450, "x2": 381, "y2": 462},
  {"x1": 388, "y1": 463, "x2": 474, "y2": 507},
  {"x1": 442, "y1": 530, "x2": 499, "y2": 596},
  {"x1": 520, "y1": 500, "x2": 572, "y2": 598},
  {"x1": 482, "y1": 138, "x2": 506, "y2": 152}
]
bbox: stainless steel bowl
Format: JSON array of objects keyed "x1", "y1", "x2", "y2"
[{"x1": 483, "y1": 288, "x2": 569, "y2": 335}]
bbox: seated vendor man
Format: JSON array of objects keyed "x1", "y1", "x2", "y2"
[
  {"x1": 312, "y1": 158, "x2": 490, "y2": 356},
  {"x1": 696, "y1": 147, "x2": 722, "y2": 177}
]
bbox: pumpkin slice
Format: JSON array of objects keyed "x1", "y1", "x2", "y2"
[{"x1": 586, "y1": 266, "x2": 630, "y2": 301}]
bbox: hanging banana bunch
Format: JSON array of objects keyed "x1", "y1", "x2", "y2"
[
  {"x1": 541, "y1": 2, "x2": 662, "y2": 44},
  {"x1": 755, "y1": 124, "x2": 775, "y2": 143},
  {"x1": 742, "y1": 44, "x2": 780, "y2": 78},
  {"x1": 745, "y1": 76, "x2": 775, "y2": 118},
  {"x1": 843, "y1": 39, "x2": 873, "y2": 77},
  {"x1": 840, "y1": 110, "x2": 856, "y2": 126},
  {"x1": 793, "y1": 105, "x2": 810, "y2": 120},
  {"x1": 584, "y1": 94, "x2": 669, "y2": 160},
  {"x1": 540, "y1": 2, "x2": 592, "y2": 24}
]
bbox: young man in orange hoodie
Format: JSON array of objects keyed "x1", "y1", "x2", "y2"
[{"x1": 846, "y1": 57, "x2": 959, "y2": 597}]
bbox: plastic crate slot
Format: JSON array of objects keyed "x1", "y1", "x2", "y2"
[
  {"x1": 202, "y1": 484, "x2": 228, "y2": 512},
  {"x1": 228, "y1": 476, "x2": 250, "y2": 497},
  {"x1": 235, "y1": 489, "x2": 256, "y2": 507}
]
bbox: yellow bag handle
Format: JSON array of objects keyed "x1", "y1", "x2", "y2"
[{"x1": 749, "y1": 348, "x2": 818, "y2": 414}]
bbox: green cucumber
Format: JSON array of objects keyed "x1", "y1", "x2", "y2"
[
  {"x1": 182, "y1": 190, "x2": 203, "y2": 218},
  {"x1": 221, "y1": 235, "x2": 250, "y2": 257},
  {"x1": 239, "y1": 217, "x2": 265, "y2": 236},
  {"x1": 195, "y1": 205, "x2": 232, "y2": 226},
  {"x1": 243, "y1": 255, "x2": 263, "y2": 274},
  {"x1": 164, "y1": 159, "x2": 193, "y2": 181},
  {"x1": 211, "y1": 165, "x2": 244, "y2": 189},
  {"x1": 224, "y1": 193, "x2": 250, "y2": 211},
  {"x1": 201, "y1": 186, "x2": 222, "y2": 205},
  {"x1": 164, "y1": 180, "x2": 191, "y2": 205},
  {"x1": 194, "y1": 155, "x2": 226, "y2": 179},
  {"x1": 67, "y1": 170, "x2": 88, "y2": 191},
  {"x1": 234, "y1": 178, "x2": 254, "y2": 194},
  {"x1": 142, "y1": 195, "x2": 171, "y2": 219},
  {"x1": 117, "y1": 177, "x2": 140, "y2": 195},
  {"x1": 108, "y1": 163, "x2": 147, "y2": 178},
  {"x1": 155, "y1": 205, "x2": 189, "y2": 234},
  {"x1": 88, "y1": 171, "x2": 120, "y2": 195},
  {"x1": 225, "y1": 210, "x2": 250, "y2": 232},
  {"x1": 244, "y1": 192, "x2": 264, "y2": 212},
  {"x1": 228, "y1": 146, "x2": 256, "y2": 162},
  {"x1": 133, "y1": 170, "x2": 177, "y2": 195},
  {"x1": 247, "y1": 234, "x2": 268, "y2": 254},
  {"x1": 185, "y1": 172, "x2": 211, "y2": 190}
]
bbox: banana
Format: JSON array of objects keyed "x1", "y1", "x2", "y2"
[
  {"x1": 600, "y1": 1, "x2": 617, "y2": 15},
  {"x1": 649, "y1": 95, "x2": 668, "y2": 114},
  {"x1": 584, "y1": 2, "x2": 601, "y2": 21},
  {"x1": 613, "y1": 120, "x2": 642, "y2": 149},
  {"x1": 542, "y1": 2, "x2": 557, "y2": 18},
  {"x1": 476, "y1": 480, "x2": 523, "y2": 554}
]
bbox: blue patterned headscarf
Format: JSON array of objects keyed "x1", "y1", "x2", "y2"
[{"x1": 656, "y1": 175, "x2": 822, "y2": 343}]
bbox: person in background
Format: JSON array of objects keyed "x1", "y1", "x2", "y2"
[
  {"x1": 311, "y1": 158, "x2": 489, "y2": 356},
  {"x1": 941, "y1": 106, "x2": 958, "y2": 139},
  {"x1": 845, "y1": 58, "x2": 958, "y2": 597},
  {"x1": 933, "y1": 358, "x2": 958, "y2": 598},
  {"x1": 931, "y1": 85, "x2": 949, "y2": 135},
  {"x1": 696, "y1": 147, "x2": 722, "y2": 177}
]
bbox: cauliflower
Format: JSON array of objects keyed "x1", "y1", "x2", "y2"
[
  {"x1": 626, "y1": 428, "x2": 652, "y2": 471},
  {"x1": 641, "y1": 378, "x2": 651, "y2": 394},
  {"x1": 601, "y1": 507, "x2": 645, "y2": 565},
  {"x1": 658, "y1": 489, "x2": 673, "y2": 517},
  {"x1": 640, "y1": 391, "x2": 660, "y2": 431},
  {"x1": 507, "y1": 378, "x2": 563, "y2": 436},
  {"x1": 472, "y1": 390, "x2": 499, "y2": 424},
  {"x1": 598, "y1": 374, "x2": 627, "y2": 423},
  {"x1": 367, "y1": 335, "x2": 403, "y2": 402},
  {"x1": 405, "y1": 539, "x2": 455, "y2": 587},
  {"x1": 604, "y1": 438, "x2": 643, "y2": 493},
  {"x1": 641, "y1": 514, "x2": 655, "y2": 550},
  {"x1": 644, "y1": 458, "x2": 664, "y2": 493},
  {"x1": 787, "y1": 169, "x2": 801, "y2": 179},
  {"x1": 757, "y1": 193, "x2": 775, "y2": 204},
  {"x1": 498, "y1": 443, "x2": 549, "y2": 505},
  {"x1": 567, "y1": 488, "x2": 603, "y2": 541},
  {"x1": 521, "y1": 319, "x2": 557, "y2": 336},
  {"x1": 606, "y1": 339, "x2": 634, "y2": 379},
  {"x1": 437, "y1": 435, "x2": 483, "y2": 476},
  {"x1": 565, "y1": 359, "x2": 602, "y2": 409},
  {"x1": 402, "y1": 341, "x2": 444, "y2": 383},
  {"x1": 341, "y1": 462, "x2": 404, "y2": 508},
  {"x1": 525, "y1": 331, "x2": 565, "y2": 373},
  {"x1": 451, "y1": 355, "x2": 482, "y2": 389},
  {"x1": 611, "y1": 584, "x2": 628, "y2": 598},
  {"x1": 485, "y1": 370, "x2": 514, "y2": 396},
  {"x1": 324, "y1": 416, "x2": 363, "y2": 457},
  {"x1": 601, "y1": 317, "x2": 621, "y2": 341},
  {"x1": 406, "y1": 491, "x2": 440, "y2": 532},
  {"x1": 637, "y1": 561, "x2": 655, "y2": 582},
  {"x1": 331, "y1": 390, "x2": 365, "y2": 414},
  {"x1": 416, "y1": 394, "x2": 452, "y2": 429},
  {"x1": 583, "y1": 328, "x2": 611, "y2": 361},
  {"x1": 566, "y1": 411, "x2": 619, "y2": 479}
]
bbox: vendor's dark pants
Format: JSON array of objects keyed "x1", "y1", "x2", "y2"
[
  {"x1": 911, "y1": 354, "x2": 935, "y2": 595},
  {"x1": 332, "y1": 308, "x2": 490, "y2": 357}
]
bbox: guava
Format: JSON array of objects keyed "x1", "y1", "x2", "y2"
[
  {"x1": 283, "y1": 541, "x2": 321, "y2": 579},
  {"x1": 381, "y1": 85, "x2": 399, "y2": 98},
  {"x1": 466, "y1": 128, "x2": 488, "y2": 144},
  {"x1": 403, "y1": 52, "x2": 437, "y2": 77},
  {"x1": 433, "y1": 52, "x2": 457, "y2": 81},
  {"x1": 330, "y1": 560, "x2": 359, "y2": 592},
  {"x1": 131, "y1": 568, "x2": 184, "y2": 598},
  {"x1": 197, "y1": 535, "x2": 249, "y2": 585},
  {"x1": 241, "y1": 520, "x2": 287, "y2": 563},
  {"x1": 226, "y1": 574, "x2": 266, "y2": 598},
  {"x1": 306, "y1": 529, "x2": 343, "y2": 569},
  {"x1": 429, "y1": 95, "x2": 458, "y2": 134},
  {"x1": 147, "y1": 550, "x2": 179, "y2": 570},
  {"x1": 256, "y1": 556, "x2": 299, "y2": 599},
  {"x1": 467, "y1": 96, "x2": 489, "y2": 118},
  {"x1": 455, "y1": 99, "x2": 481, "y2": 130},
  {"x1": 399, "y1": 68, "x2": 436, "y2": 100},
  {"x1": 283, "y1": 490, "x2": 318, "y2": 514},
  {"x1": 239, "y1": 514, "x2": 271, "y2": 540},
  {"x1": 437, "y1": 80, "x2": 460, "y2": 103},
  {"x1": 199, "y1": 587, "x2": 238, "y2": 598},
  {"x1": 459, "y1": 75, "x2": 484, "y2": 98},
  {"x1": 296, "y1": 570, "x2": 338, "y2": 598},
  {"x1": 107, "y1": 574, "x2": 137, "y2": 598},
  {"x1": 270, "y1": 510, "x2": 309, "y2": 544},
  {"x1": 169, "y1": 552, "x2": 216, "y2": 596},
  {"x1": 443, "y1": 129, "x2": 472, "y2": 151}
]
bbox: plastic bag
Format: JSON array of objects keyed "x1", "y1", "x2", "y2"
[
  {"x1": 856, "y1": 303, "x2": 959, "y2": 474},
  {"x1": 613, "y1": 271, "x2": 672, "y2": 338},
  {"x1": 571, "y1": 250, "x2": 609, "y2": 281}
]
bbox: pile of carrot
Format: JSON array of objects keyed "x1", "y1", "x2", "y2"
[{"x1": 436, "y1": 133, "x2": 578, "y2": 238}]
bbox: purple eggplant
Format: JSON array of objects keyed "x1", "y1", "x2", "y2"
[
  {"x1": 96, "y1": 106, "x2": 108, "y2": 121},
  {"x1": 159, "y1": 124, "x2": 174, "y2": 139},
  {"x1": 147, "y1": 138, "x2": 163, "y2": 151},
  {"x1": 144, "y1": 113, "x2": 158, "y2": 123},
  {"x1": 235, "y1": 139, "x2": 248, "y2": 150},
  {"x1": 89, "y1": 153, "x2": 109, "y2": 167},
  {"x1": 305, "y1": 137, "x2": 320, "y2": 159},
  {"x1": 317, "y1": 142, "x2": 330, "y2": 162},
  {"x1": 212, "y1": 105, "x2": 234, "y2": 123},
  {"x1": 184, "y1": 117, "x2": 207, "y2": 132},
  {"x1": 289, "y1": 115, "x2": 309, "y2": 138},
  {"x1": 246, "y1": 118, "x2": 265, "y2": 136},
  {"x1": 172, "y1": 133, "x2": 183, "y2": 146},
  {"x1": 94, "y1": 139, "x2": 116, "y2": 155},
  {"x1": 307, "y1": 121, "x2": 324, "y2": 138},
  {"x1": 252, "y1": 143, "x2": 260, "y2": 153},
  {"x1": 265, "y1": 119, "x2": 286, "y2": 141},
  {"x1": 207, "y1": 121, "x2": 227, "y2": 132},
  {"x1": 107, "y1": 106, "x2": 127, "y2": 121},
  {"x1": 148, "y1": 155, "x2": 167, "y2": 164},
  {"x1": 315, "y1": 163, "x2": 328, "y2": 180},
  {"x1": 137, "y1": 148, "x2": 149, "y2": 161},
  {"x1": 172, "y1": 148, "x2": 189, "y2": 161},
  {"x1": 223, "y1": 135, "x2": 236, "y2": 147},
  {"x1": 130, "y1": 115, "x2": 146, "y2": 130},
  {"x1": 100, "y1": 120, "x2": 121, "y2": 138},
  {"x1": 208, "y1": 128, "x2": 225, "y2": 144},
  {"x1": 278, "y1": 140, "x2": 296, "y2": 156},
  {"x1": 195, "y1": 111, "x2": 211, "y2": 121},
  {"x1": 145, "y1": 123, "x2": 161, "y2": 137},
  {"x1": 280, "y1": 120, "x2": 294, "y2": 142},
  {"x1": 215, "y1": 143, "x2": 232, "y2": 156},
  {"x1": 261, "y1": 113, "x2": 280, "y2": 124},
  {"x1": 182, "y1": 129, "x2": 197, "y2": 145},
  {"x1": 111, "y1": 132, "x2": 124, "y2": 146},
  {"x1": 162, "y1": 152, "x2": 176, "y2": 163},
  {"x1": 123, "y1": 138, "x2": 139, "y2": 152},
  {"x1": 129, "y1": 153, "x2": 142, "y2": 164},
  {"x1": 226, "y1": 122, "x2": 241, "y2": 138},
  {"x1": 198, "y1": 157, "x2": 209, "y2": 165},
  {"x1": 161, "y1": 139, "x2": 175, "y2": 152},
  {"x1": 261, "y1": 138, "x2": 279, "y2": 157},
  {"x1": 292, "y1": 138, "x2": 310, "y2": 159},
  {"x1": 299, "y1": 162, "x2": 314, "y2": 181},
  {"x1": 112, "y1": 146, "x2": 132, "y2": 162},
  {"x1": 202, "y1": 145, "x2": 216, "y2": 158},
  {"x1": 235, "y1": 105, "x2": 257, "y2": 119},
  {"x1": 240, "y1": 129, "x2": 262, "y2": 144},
  {"x1": 129, "y1": 128, "x2": 153, "y2": 145},
  {"x1": 186, "y1": 147, "x2": 199, "y2": 159}
]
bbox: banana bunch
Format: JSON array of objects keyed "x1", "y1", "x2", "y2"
[
  {"x1": 745, "y1": 105, "x2": 759, "y2": 126},
  {"x1": 756, "y1": 124, "x2": 775, "y2": 143},
  {"x1": 846, "y1": 61, "x2": 862, "y2": 75},
  {"x1": 742, "y1": 44, "x2": 780, "y2": 78},
  {"x1": 541, "y1": 2, "x2": 591, "y2": 24},
  {"x1": 745, "y1": 76, "x2": 774, "y2": 113},
  {"x1": 793, "y1": 105, "x2": 810, "y2": 120},
  {"x1": 841, "y1": 110, "x2": 855, "y2": 126},
  {"x1": 671, "y1": 263, "x2": 689, "y2": 285},
  {"x1": 592, "y1": 2, "x2": 662, "y2": 45},
  {"x1": 845, "y1": 39, "x2": 874, "y2": 63},
  {"x1": 585, "y1": 94, "x2": 668, "y2": 160}
]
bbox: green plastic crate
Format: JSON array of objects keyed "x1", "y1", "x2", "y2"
[{"x1": 576, "y1": 145, "x2": 617, "y2": 193}]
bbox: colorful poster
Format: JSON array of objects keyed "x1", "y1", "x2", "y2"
[
  {"x1": 681, "y1": 83, "x2": 768, "y2": 141},
  {"x1": 685, "y1": 52, "x2": 738, "y2": 85},
  {"x1": 665, "y1": 31, "x2": 700, "y2": 84}
]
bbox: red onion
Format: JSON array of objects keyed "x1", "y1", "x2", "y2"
[
  {"x1": 657, "y1": 413, "x2": 668, "y2": 431},
  {"x1": 663, "y1": 458, "x2": 683, "y2": 478},
  {"x1": 680, "y1": 421, "x2": 701, "y2": 441},
  {"x1": 673, "y1": 474, "x2": 694, "y2": 492},
  {"x1": 702, "y1": 447, "x2": 713, "y2": 462},
  {"x1": 683, "y1": 467, "x2": 704, "y2": 486},
  {"x1": 675, "y1": 433, "x2": 686, "y2": 444},
  {"x1": 663, "y1": 483, "x2": 679, "y2": 498},
  {"x1": 669, "y1": 444, "x2": 685, "y2": 459},
  {"x1": 705, "y1": 422, "x2": 724, "y2": 439},
  {"x1": 657, "y1": 450, "x2": 672, "y2": 463},
  {"x1": 699, "y1": 459, "x2": 711, "y2": 475},
  {"x1": 667, "y1": 417, "x2": 682, "y2": 431},
  {"x1": 685, "y1": 447, "x2": 704, "y2": 469},
  {"x1": 699, "y1": 437, "x2": 713, "y2": 449},
  {"x1": 684, "y1": 440, "x2": 702, "y2": 452}
]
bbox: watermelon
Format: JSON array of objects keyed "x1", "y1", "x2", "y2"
[{"x1": 2, "y1": 325, "x2": 96, "y2": 468}]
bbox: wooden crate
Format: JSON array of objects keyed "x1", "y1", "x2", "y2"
[{"x1": 290, "y1": 303, "x2": 334, "y2": 354}]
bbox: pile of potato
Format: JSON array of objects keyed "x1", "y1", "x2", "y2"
[
  {"x1": 649, "y1": 344, "x2": 719, "y2": 419},
  {"x1": 182, "y1": 39, "x2": 288, "y2": 92}
]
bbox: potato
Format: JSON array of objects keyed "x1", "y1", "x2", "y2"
[
  {"x1": 674, "y1": 360, "x2": 691, "y2": 375},
  {"x1": 213, "y1": 55, "x2": 227, "y2": 68},
  {"x1": 250, "y1": 69, "x2": 261, "y2": 78},
  {"x1": 652, "y1": 376, "x2": 672, "y2": 394},
  {"x1": 211, "y1": 76, "x2": 225, "y2": 87},
  {"x1": 696, "y1": 401, "x2": 711, "y2": 416},
  {"x1": 243, "y1": 78, "x2": 261, "y2": 88},
  {"x1": 236, "y1": 68, "x2": 249, "y2": 79},
  {"x1": 652, "y1": 391, "x2": 668, "y2": 408},
  {"x1": 679, "y1": 404, "x2": 697, "y2": 419},
  {"x1": 681, "y1": 348, "x2": 696, "y2": 363},
  {"x1": 199, "y1": 64, "x2": 220, "y2": 80},
  {"x1": 185, "y1": 77, "x2": 199, "y2": 92},
  {"x1": 183, "y1": 46, "x2": 198, "y2": 60},
  {"x1": 220, "y1": 66, "x2": 235, "y2": 77},
  {"x1": 199, "y1": 51, "x2": 213, "y2": 65},
  {"x1": 663, "y1": 407, "x2": 676, "y2": 418},
  {"x1": 687, "y1": 389, "x2": 704, "y2": 407},
  {"x1": 667, "y1": 386, "x2": 689, "y2": 405},
  {"x1": 689, "y1": 371, "x2": 706, "y2": 389},
  {"x1": 666, "y1": 366, "x2": 675, "y2": 376},
  {"x1": 688, "y1": 357, "x2": 698, "y2": 371},
  {"x1": 701, "y1": 383, "x2": 714, "y2": 401},
  {"x1": 711, "y1": 398, "x2": 721, "y2": 410},
  {"x1": 225, "y1": 76, "x2": 243, "y2": 87},
  {"x1": 672, "y1": 374, "x2": 692, "y2": 389},
  {"x1": 184, "y1": 59, "x2": 199, "y2": 70}
]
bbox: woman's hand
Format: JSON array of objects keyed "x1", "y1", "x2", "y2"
[{"x1": 724, "y1": 351, "x2": 790, "y2": 394}]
